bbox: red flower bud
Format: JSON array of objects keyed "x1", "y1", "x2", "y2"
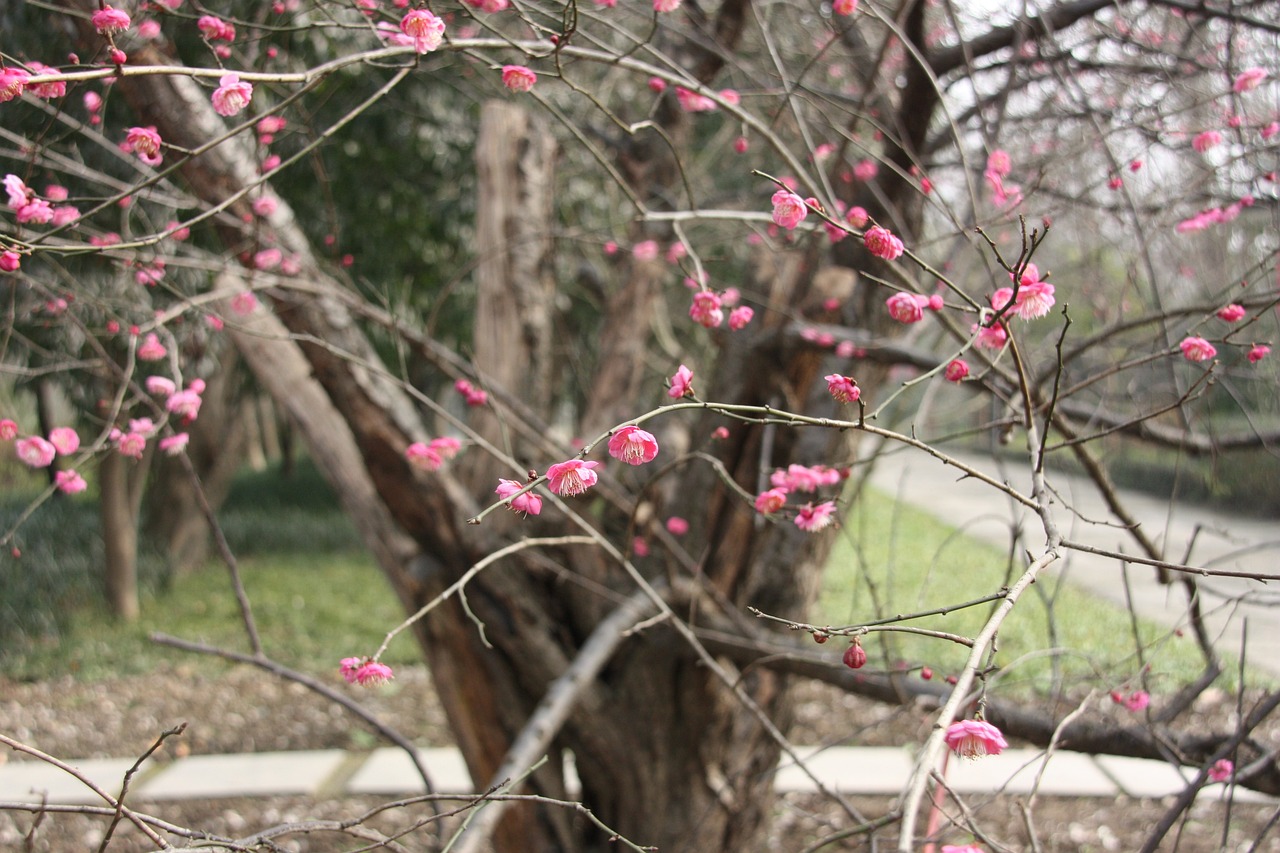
[{"x1": 842, "y1": 641, "x2": 866, "y2": 670}]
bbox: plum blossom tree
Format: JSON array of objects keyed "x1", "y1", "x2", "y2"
[{"x1": 1, "y1": 0, "x2": 1279, "y2": 850}]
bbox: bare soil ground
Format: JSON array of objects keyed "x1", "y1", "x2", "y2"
[{"x1": 2, "y1": 663, "x2": 1277, "y2": 851}]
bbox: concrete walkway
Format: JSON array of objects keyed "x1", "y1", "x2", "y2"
[
  {"x1": 0, "y1": 745, "x2": 1265, "y2": 805},
  {"x1": 863, "y1": 445, "x2": 1280, "y2": 677}
]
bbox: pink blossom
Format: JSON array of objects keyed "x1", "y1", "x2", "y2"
[
  {"x1": 16, "y1": 436, "x2": 56, "y2": 468},
  {"x1": 771, "y1": 189, "x2": 808, "y2": 229},
  {"x1": 632, "y1": 536, "x2": 649, "y2": 555},
  {"x1": 254, "y1": 248, "x2": 282, "y2": 270},
  {"x1": 0, "y1": 419, "x2": 17, "y2": 441},
  {"x1": 1192, "y1": 130, "x2": 1222, "y2": 153},
  {"x1": 148, "y1": 377, "x2": 178, "y2": 400},
  {"x1": 211, "y1": 73, "x2": 253, "y2": 116},
  {"x1": 252, "y1": 196, "x2": 277, "y2": 218},
  {"x1": 864, "y1": 225, "x2": 904, "y2": 260},
  {"x1": 110, "y1": 47, "x2": 128, "y2": 65},
  {"x1": 825, "y1": 373, "x2": 860, "y2": 404},
  {"x1": 718, "y1": 88, "x2": 739, "y2": 106},
  {"x1": 689, "y1": 291, "x2": 724, "y2": 328},
  {"x1": 92, "y1": 5, "x2": 132, "y2": 33},
  {"x1": 754, "y1": 488, "x2": 788, "y2": 514},
  {"x1": 48, "y1": 427, "x2": 79, "y2": 455},
  {"x1": 1263, "y1": 122, "x2": 1280, "y2": 140},
  {"x1": 25, "y1": 62, "x2": 65, "y2": 99},
  {"x1": 429, "y1": 436, "x2": 462, "y2": 460},
  {"x1": 137, "y1": 19, "x2": 161, "y2": 39},
  {"x1": 1180, "y1": 336, "x2": 1217, "y2": 362},
  {"x1": 1208, "y1": 759, "x2": 1234, "y2": 782},
  {"x1": 853, "y1": 159, "x2": 878, "y2": 182},
  {"x1": 1233, "y1": 67, "x2": 1268, "y2": 93},
  {"x1": 495, "y1": 478, "x2": 542, "y2": 516},
  {"x1": 632, "y1": 240, "x2": 659, "y2": 261},
  {"x1": 886, "y1": 292, "x2": 925, "y2": 324},
  {"x1": 546, "y1": 459, "x2": 600, "y2": 496},
  {"x1": 668, "y1": 363, "x2": 694, "y2": 398},
  {"x1": 728, "y1": 306, "x2": 753, "y2": 330},
  {"x1": 944, "y1": 719, "x2": 1007, "y2": 759},
  {"x1": 405, "y1": 441, "x2": 443, "y2": 472},
  {"x1": 1123, "y1": 690, "x2": 1150, "y2": 711},
  {"x1": 608, "y1": 425, "x2": 659, "y2": 465},
  {"x1": 832, "y1": 0, "x2": 857, "y2": 15},
  {"x1": 197, "y1": 15, "x2": 236, "y2": 41},
  {"x1": 1247, "y1": 344, "x2": 1271, "y2": 363},
  {"x1": 159, "y1": 433, "x2": 189, "y2": 455},
  {"x1": 400, "y1": 9, "x2": 445, "y2": 53},
  {"x1": 1217, "y1": 303, "x2": 1246, "y2": 322},
  {"x1": 136, "y1": 333, "x2": 168, "y2": 362},
  {"x1": 711, "y1": 426, "x2": 729, "y2": 440},
  {"x1": 795, "y1": 501, "x2": 838, "y2": 532},
  {"x1": 0, "y1": 251, "x2": 19, "y2": 272},
  {"x1": 986, "y1": 149, "x2": 1012, "y2": 177},
  {"x1": 230, "y1": 291, "x2": 258, "y2": 315},
  {"x1": 945, "y1": 359, "x2": 969, "y2": 382},
  {"x1": 123, "y1": 126, "x2": 163, "y2": 166},
  {"x1": 666, "y1": 516, "x2": 689, "y2": 535},
  {"x1": 654, "y1": 0, "x2": 681, "y2": 12},
  {"x1": 675, "y1": 87, "x2": 716, "y2": 112},
  {"x1": 167, "y1": 389, "x2": 202, "y2": 421},
  {"x1": 647, "y1": 77, "x2": 666, "y2": 93},
  {"x1": 973, "y1": 319, "x2": 1008, "y2": 350},
  {"x1": 55, "y1": 469, "x2": 87, "y2": 494},
  {"x1": 846, "y1": 207, "x2": 868, "y2": 229},
  {"x1": 502, "y1": 65, "x2": 537, "y2": 93},
  {"x1": 0, "y1": 67, "x2": 29, "y2": 102},
  {"x1": 339, "y1": 657, "x2": 363, "y2": 683},
  {"x1": 354, "y1": 660, "x2": 394, "y2": 686}
]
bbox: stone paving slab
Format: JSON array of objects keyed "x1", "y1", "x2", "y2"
[
  {"x1": 0, "y1": 758, "x2": 146, "y2": 805},
  {"x1": 945, "y1": 750, "x2": 1118, "y2": 797},
  {"x1": 135, "y1": 750, "x2": 346, "y2": 800},
  {"x1": 775, "y1": 746, "x2": 914, "y2": 794},
  {"x1": 346, "y1": 747, "x2": 473, "y2": 794}
]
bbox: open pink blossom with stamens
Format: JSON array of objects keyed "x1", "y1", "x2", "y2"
[
  {"x1": 1014, "y1": 279, "x2": 1055, "y2": 319},
  {"x1": 608, "y1": 425, "x2": 659, "y2": 465},
  {"x1": 546, "y1": 459, "x2": 600, "y2": 496},
  {"x1": 48, "y1": 427, "x2": 79, "y2": 455},
  {"x1": 795, "y1": 501, "x2": 838, "y2": 532},
  {"x1": 340, "y1": 658, "x2": 393, "y2": 686},
  {"x1": 92, "y1": 5, "x2": 132, "y2": 33},
  {"x1": 25, "y1": 62, "x2": 65, "y2": 99},
  {"x1": 825, "y1": 374, "x2": 860, "y2": 404},
  {"x1": 945, "y1": 719, "x2": 1007, "y2": 759},
  {"x1": 405, "y1": 441, "x2": 443, "y2": 472},
  {"x1": 400, "y1": 9, "x2": 445, "y2": 53},
  {"x1": 864, "y1": 225, "x2": 904, "y2": 260},
  {"x1": 1248, "y1": 344, "x2": 1271, "y2": 363},
  {"x1": 1233, "y1": 67, "x2": 1268, "y2": 93},
  {"x1": 1208, "y1": 759, "x2": 1234, "y2": 782},
  {"x1": 55, "y1": 470, "x2": 87, "y2": 494},
  {"x1": 1180, "y1": 336, "x2": 1217, "y2": 362},
  {"x1": 211, "y1": 73, "x2": 253, "y2": 116},
  {"x1": 945, "y1": 359, "x2": 970, "y2": 382},
  {"x1": 123, "y1": 126, "x2": 163, "y2": 166},
  {"x1": 886, "y1": 292, "x2": 925, "y2": 324},
  {"x1": 1217, "y1": 303, "x2": 1246, "y2": 322},
  {"x1": 502, "y1": 65, "x2": 537, "y2": 92},
  {"x1": 668, "y1": 364, "x2": 694, "y2": 399},
  {"x1": 771, "y1": 189, "x2": 808, "y2": 230},
  {"x1": 754, "y1": 488, "x2": 788, "y2": 514},
  {"x1": 16, "y1": 436, "x2": 56, "y2": 468},
  {"x1": 0, "y1": 67, "x2": 29, "y2": 102},
  {"x1": 113, "y1": 431, "x2": 147, "y2": 459},
  {"x1": 496, "y1": 479, "x2": 542, "y2": 516}
]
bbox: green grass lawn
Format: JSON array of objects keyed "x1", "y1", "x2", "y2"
[{"x1": 819, "y1": 486, "x2": 1240, "y2": 696}]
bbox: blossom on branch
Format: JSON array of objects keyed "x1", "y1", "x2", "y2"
[
  {"x1": 668, "y1": 364, "x2": 694, "y2": 399},
  {"x1": 92, "y1": 5, "x2": 131, "y2": 34},
  {"x1": 824, "y1": 373, "x2": 860, "y2": 404},
  {"x1": 211, "y1": 74, "x2": 253, "y2": 116},
  {"x1": 123, "y1": 126, "x2": 163, "y2": 166},
  {"x1": 1179, "y1": 336, "x2": 1217, "y2": 362},
  {"x1": 770, "y1": 189, "x2": 808, "y2": 229},
  {"x1": 608, "y1": 425, "x2": 659, "y2": 465},
  {"x1": 400, "y1": 9, "x2": 446, "y2": 53},
  {"x1": 502, "y1": 65, "x2": 537, "y2": 92},
  {"x1": 795, "y1": 501, "x2": 838, "y2": 532},
  {"x1": 495, "y1": 479, "x2": 543, "y2": 516},
  {"x1": 546, "y1": 459, "x2": 600, "y2": 496},
  {"x1": 864, "y1": 225, "x2": 904, "y2": 260},
  {"x1": 944, "y1": 719, "x2": 1007, "y2": 759}
]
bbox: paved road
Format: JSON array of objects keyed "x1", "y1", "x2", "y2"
[{"x1": 864, "y1": 444, "x2": 1280, "y2": 677}]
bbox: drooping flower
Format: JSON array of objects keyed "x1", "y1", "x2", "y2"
[
  {"x1": 608, "y1": 425, "x2": 659, "y2": 465},
  {"x1": 211, "y1": 73, "x2": 253, "y2": 116},
  {"x1": 668, "y1": 364, "x2": 694, "y2": 399},
  {"x1": 400, "y1": 9, "x2": 446, "y2": 53},
  {"x1": 1247, "y1": 344, "x2": 1271, "y2": 363},
  {"x1": 754, "y1": 488, "x2": 788, "y2": 514},
  {"x1": 825, "y1": 374, "x2": 860, "y2": 404},
  {"x1": 92, "y1": 4, "x2": 132, "y2": 34},
  {"x1": 1217, "y1": 303, "x2": 1246, "y2": 322},
  {"x1": 770, "y1": 189, "x2": 809, "y2": 230},
  {"x1": 16, "y1": 436, "x2": 56, "y2": 468},
  {"x1": 886, "y1": 292, "x2": 925, "y2": 324},
  {"x1": 864, "y1": 225, "x2": 904, "y2": 260},
  {"x1": 944, "y1": 719, "x2": 1008, "y2": 759},
  {"x1": 495, "y1": 478, "x2": 543, "y2": 516},
  {"x1": 546, "y1": 459, "x2": 600, "y2": 496},
  {"x1": 340, "y1": 658, "x2": 393, "y2": 686},
  {"x1": 339, "y1": 657, "x2": 363, "y2": 683},
  {"x1": 501, "y1": 65, "x2": 537, "y2": 93},
  {"x1": 944, "y1": 359, "x2": 970, "y2": 383},
  {"x1": 405, "y1": 441, "x2": 443, "y2": 472},
  {"x1": 1208, "y1": 759, "x2": 1234, "y2": 783},
  {"x1": 55, "y1": 469, "x2": 87, "y2": 494},
  {"x1": 1180, "y1": 336, "x2": 1217, "y2": 362},
  {"x1": 842, "y1": 641, "x2": 866, "y2": 669},
  {"x1": 1233, "y1": 67, "x2": 1268, "y2": 93},
  {"x1": 795, "y1": 501, "x2": 838, "y2": 532},
  {"x1": 48, "y1": 427, "x2": 80, "y2": 455}
]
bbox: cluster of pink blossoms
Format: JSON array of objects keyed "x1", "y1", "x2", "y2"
[
  {"x1": 1176, "y1": 195, "x2": 1253, "y2": 233},
  {"x1": 197, "y1": 15, "x2": 236, "y2": 42},
  {"x1": 5, "y1": 422, "x2": 87, "y2": 493},
  {"x1": 991, "y1": 262, "x2": 1056, "y2": 320},
  {"x1": 754, "y1": 464, "x2": 844, "y2": 532},
  {"x1": 885, "y1": 291, "x2": 943, "y2": 324},
  {"x1": 455, "y1": 378, "x2": 489, "y2": 407},
  {"x1": 340, "y1": 657, "x2": 394, "y2": 687},
  {"x1": 1110, "y1": 689, "x2": 1150, "y2": 712},
  {"x1": 864, "y1": 225, "x2": 904, "y2": 260},
  {"x1": 405, "y1": 436, "x2": 463, "y2": 472},
  {"x1": 688, "y1": 289, "x2": 754, "y2": 331},
  {"x1": 944, "y1": 718, "x2": 1007, "y2": 759},
  {"x1": 984, "y1": 149, "x2": 1023, "y2": 208},
  {"x1": 147, "y1": 375, "x2": 206, "y2": 425}
]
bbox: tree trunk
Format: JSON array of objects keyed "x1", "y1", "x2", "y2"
[{"x1": 99, "y1": 451, "x2": 141, "y2": 621}]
